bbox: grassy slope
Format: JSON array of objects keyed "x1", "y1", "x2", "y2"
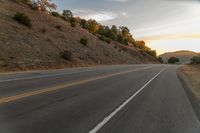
[{"x1": 0, "y1": 0, "x2": 157, "y2": 71}]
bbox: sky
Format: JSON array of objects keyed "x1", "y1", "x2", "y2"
[{"x1": 53, "y1": 0, "x2": 200, "y2": 55}]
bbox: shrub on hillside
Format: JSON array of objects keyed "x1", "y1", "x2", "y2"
[
  {"x1": 80, "y1": 38, "x2": 88, "y2": 46},
  {"x1": 60, "y1": 50, "x2": 72, "y2": 61},
  {"x1": 40, "y1": 28, "x2": 47, "y2": 33},
  {"x1": 105, "y1": 38, "x2": 111, "y2": 44},
  {"x1": 99, "y1": 36, "x2": 106, "y2": 41},
  {"x1": 80, "y1": 19, "x2": 89, "y2": 29},
  {"x1": 158, "y1": 57, "x2": 164, "y2": 63},
  {"x1": 168, "y1": 57, "x2": 180, "y2": 64},
  {"x1": 71, "y1": 22, "x2": 76, "y2": 28},
  {"x1": 62, "y1": 10, "x2": 73, "y2": 21},
  {"x1": 99, "y1": 36, "x2": 111, "y2": 44},
  {"x1": 13, "y1": 12, "x2": 32, "y2": 27},
  {"x1": 70, "y1": 18, "x2": 77, "y2": 27},
  {"x1": 55, "y1": 25, "x2": 62, "y2": 30},
  {"x1": 191, "y1": 56, "x2": 200, "y2": 64},
  {"x1": 51, "y1": 12, "x2": 61, "y2": 17},
  {"x1": 146, "y1": 50, "x2": 157, "y2": 58}
]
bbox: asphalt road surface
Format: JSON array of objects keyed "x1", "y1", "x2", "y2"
[{"x1": 0, "y1": 64, "x2": 199, "y2": 133}]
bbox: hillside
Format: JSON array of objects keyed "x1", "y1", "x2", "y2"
[
  {"x1": 0, "y1": 0, "x2": 158, "y2": 71},
  {"x1": 160, "y1": 50, "x2": 200, "y2": 64}
]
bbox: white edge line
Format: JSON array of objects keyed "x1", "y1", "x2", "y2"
[{"x1": 88, "y1": 67, "x2": 168, "y2": 133}]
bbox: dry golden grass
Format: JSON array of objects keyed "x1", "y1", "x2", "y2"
[{"x1": 178, "y1": 65, "x2": 200, "y2": 99}]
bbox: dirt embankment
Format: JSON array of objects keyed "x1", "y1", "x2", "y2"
[
  {"x1": 0, "y1": 0, "x2": 158, "y2": 72},
  {"x1": 178, "y1": 65, "x2": 200, "y2": 120}
]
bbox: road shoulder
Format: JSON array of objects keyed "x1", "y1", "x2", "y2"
[{"x1": 177, "y1": 65, "x2": 200, "y2": 121}]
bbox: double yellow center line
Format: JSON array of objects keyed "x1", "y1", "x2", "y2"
[{"x1": 0, "y1": 66, "x2": 154, "y2": 104}]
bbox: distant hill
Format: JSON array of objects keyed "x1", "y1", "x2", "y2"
[
  {"x1": 0, "y1": 0, "x2": 158, "y2": 71},
  {"x1": 160, "y1": 50, "x2": 200, "y2": 64}
]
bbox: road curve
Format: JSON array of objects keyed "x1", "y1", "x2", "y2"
[{"x1": 0, "y1": 64, "x2": 199, "y2": 133}]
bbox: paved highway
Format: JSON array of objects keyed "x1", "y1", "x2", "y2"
[{"x1": 0, "y1": 64, "x2": 199, "y2": 133}]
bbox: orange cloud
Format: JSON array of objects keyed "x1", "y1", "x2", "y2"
[{"x1": 138, "y1": 34, "x2": 200, "y2": 41}]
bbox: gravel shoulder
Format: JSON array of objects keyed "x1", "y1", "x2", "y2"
[{"x1": 178, "y1": 65, "x2": 200, "y2": 121}]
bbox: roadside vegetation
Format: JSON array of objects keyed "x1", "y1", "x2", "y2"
[
  {"x1": 13, "y1": 0, "x2": 159, "y2": 60},
  {"x1": 60, "y1": 50, "x2": 73, "y2": 61},
  {"x1": 13, "y1": 12, "x2": 32, "y2": 27},
  {"x1": 0, "y1": 0, "x2": 162, "y2": 71},
  {"x1": 158, "y1": 57, "x2": 164, "y2": 63},
  {"x1": 168, "y1": 57, "x2": 180, "y2": 64},
  {"x1": 80, "y1": 38, "x2": 88, "y2": 46},
  {"x1": 191, "y1": 56, "x2": 200, "y2": 64}
]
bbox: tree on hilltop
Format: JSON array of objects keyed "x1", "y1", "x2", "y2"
[
  {"x1": 33, "y1": 0, "x2": 57, "y2": 11},
  {"x1": 62, "y1": 10, "x2": 73, "y2": 21}
]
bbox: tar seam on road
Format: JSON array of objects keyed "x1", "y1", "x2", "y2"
[
  {"x1": 0, "y1": 66, "x2": 155, "y2": 104},
  {"x1": 88, "y1": 67, "x2": 168, "y2": 133}
]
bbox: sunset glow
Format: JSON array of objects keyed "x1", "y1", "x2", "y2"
[{"x1": 53, "y1": 0, "x2": 200, "y2": 54}]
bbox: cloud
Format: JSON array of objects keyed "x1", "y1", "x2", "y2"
[
  {"x1": 72, "y1": 9, "x2": 129, "y2": 22},
  {"x1": 119, "y1": 12, "x2": 129, "y2": 18},
  {"x1": 164, "y1": 0, "x2": 199, "y2": 1},
  {"x1": 105, "y1": 0, "x2": 129, "y2": 2},
  {"x1": 138, "y1": 34, "x2": 200, "y2": 41},
  {"x1": 72, "y1": 9, "x2": 117, "y2": 22}
]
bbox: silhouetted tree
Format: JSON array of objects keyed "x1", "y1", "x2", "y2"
[
  {"x1": 191, "y1": 56, "x2": 200, "y2": 64},
  {"x1": 111, "y1": 25, "x2": 118, "y2": 35},
  {"x1": 117, "y1": 34, "x2": 124, "y2": 44},
  {"x1": 80, "y1": 19, "x2": 89, "y2": 29},
  {"x1": 98, "y1": 26, "x2": 116, "y2": 41},
  {"x1": 147, "y1": 50, "x2": 157, "y2": 57},
  {"x1": 168, "y1": 57, "x2": 180, "y2": 64},
  {"x1": 87, "y1": 19, "x2": 99, "y2": 33},
  {"x1": 158, "y1": 57, "x2": 164, "y2": 63},
  {"x1": 119, "y1": 26, "x2": 134, "y2": 44},
  {"x1": 62, "y1": 10, "x2": 73, "y2": 21}
]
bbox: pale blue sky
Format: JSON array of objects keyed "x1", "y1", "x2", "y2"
[{"x1": 53, "y1": 0, "x2": 200, "y2": 54}]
